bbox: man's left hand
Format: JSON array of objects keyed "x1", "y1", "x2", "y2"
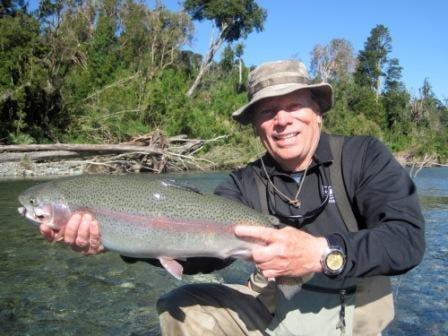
[{"x1": 234, "y1": 225, "x2": 327, "y2": 278}]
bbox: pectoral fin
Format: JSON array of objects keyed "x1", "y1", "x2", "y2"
[{"x1": 159, "y1": 257, "x2": 184, "y2": 280}]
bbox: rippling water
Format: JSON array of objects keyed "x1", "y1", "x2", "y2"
[{"x1": 1, "y1": 169, "x2": 447, "y2": 335}]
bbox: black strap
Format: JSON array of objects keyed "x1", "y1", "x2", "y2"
[
  {"x1": 328, "y1": 136, "x2": 359, "y2": 233},
  {"x1": 255, "y1": 170, "x2": 270, "y2": 215}
]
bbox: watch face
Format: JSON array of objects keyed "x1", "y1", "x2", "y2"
[{"x1": 326, "y1": 251, "x2": 345, "y2": 272}]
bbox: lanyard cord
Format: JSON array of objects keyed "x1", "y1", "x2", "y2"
[{"x1": 260, "y1": 156, "x2": 309, "y2": 208}]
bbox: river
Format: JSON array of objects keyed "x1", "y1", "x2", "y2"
[{"x1": 1, "y1": 168, "x2": 447, "y2": 335}]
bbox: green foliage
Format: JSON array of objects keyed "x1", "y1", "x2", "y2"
[
  {"x1": 348, "y1": 85, "x2": 386, "y2": 128},
  {"x1": 1, "y1": 3, "x2": 446, "y2": 166},
  {"x1": 184, "y1": 0, "x2": 266, "y2": 42},
  {"x1": 220, "y1": 44, "x2": 235, "y2": 72},
  {"x1": 355, "y1": 25, "x2": 392, "y2": 86}
]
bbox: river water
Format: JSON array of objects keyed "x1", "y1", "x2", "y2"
[{"x1": 0, "y1": 168, "x2": 447, "y2": 335}]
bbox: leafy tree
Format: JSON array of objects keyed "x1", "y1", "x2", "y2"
[
  {"x1": 0, "y1": 3, "x2": 47, "y2": 142},
  {"x1": 119, "y1": 1, "x2": 193, "y2": 74},
  {"x1": 354, "y1": 24, "x2": 392, "y2": 98},
  {"x1": 183, "y1": 0, "x2": 266, "y2": 96},
  {"x1": 0, "y1": 0, "x2": 28, "y2": 17},
  {"x1": 86, "y1": 0, "x2": 120, "y2": 88},
  {"x1": 310, "y1": 38, "x2": 356, "y2": 83},
  {"x1": 382, "y1": 58, "x2": 410, "y2": 129},
  {"x1": 349, "y1": 84, "x2": 385, "y2": 128},
  {"x1": 219, "y1": 44, "x2": 235, "y2": 72}
]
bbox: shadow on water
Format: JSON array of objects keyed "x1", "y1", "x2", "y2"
[{"x1": 1, "y1": 168, "x2": 447, "y2": 335}]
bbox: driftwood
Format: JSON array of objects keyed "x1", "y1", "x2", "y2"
[
  {"x1": 0, "y1": 143, "x2": 165, "y2": 155},
  {"x1": 0, "y1": 132, "x2": 227, "y2": 174},
  {"x1": 0, "y1": 151, "x2": 79, "y2": 163},
  {"x1": 408, "y1": 153, "x2": 447, "y2": 178}
]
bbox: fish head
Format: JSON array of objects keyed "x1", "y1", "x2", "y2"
[{"x1": 17, "y1": 182, "x2": 71, "y2": 229}]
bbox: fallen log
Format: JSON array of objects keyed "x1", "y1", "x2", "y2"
[
  {"x1": 0, "y1": 143, "x2": 165, "y2": 154},
  {"x1": 0, "y1": 134, "x2": 227, "y2": 175},
  {"x1": 0, "y1": 151, "x2": 79, "y2": 163}
]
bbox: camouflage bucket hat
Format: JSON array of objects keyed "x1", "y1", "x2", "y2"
[{"x1": 232, "y1": 60, "x2": 333, "y2": 125}]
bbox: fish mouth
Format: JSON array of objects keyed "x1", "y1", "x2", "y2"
[
  {"x1": 18, "y1": 207, "x2": 26, "y2": 216},
  {"x1": 17, "y1": 206, "x2": 47, "y2": 225}
]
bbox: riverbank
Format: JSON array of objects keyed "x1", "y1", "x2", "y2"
[
  {"x1": 0, "y1": 160, "x2": 86, "y2": 179},
  {"x1": 0, "y1": 151, "x2": 444, "y2": 179}
]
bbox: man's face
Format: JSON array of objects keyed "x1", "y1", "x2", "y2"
[{"x1": 252, "y1": 90, "x2": 322, "y2": 172}]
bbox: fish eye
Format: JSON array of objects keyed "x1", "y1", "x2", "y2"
[{"x1": 29, "y1": 198, "x2": 37, "y2": 206}]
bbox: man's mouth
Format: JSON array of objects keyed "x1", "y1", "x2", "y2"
[{"x1": 274, "y1": 132, "x2": 299, "y2": 140}]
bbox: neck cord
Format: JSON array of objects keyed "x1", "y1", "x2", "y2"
[{"x1": 260, "y1": 155, "x2": 310, "y2": 207}]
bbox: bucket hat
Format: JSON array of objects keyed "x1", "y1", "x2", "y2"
[{"x1": 232, "y1": 60, "x2": 333, "y2": 125}]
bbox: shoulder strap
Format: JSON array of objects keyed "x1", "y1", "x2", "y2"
[
  {"x1": 255, "y1": 169, "x2": 270, "y2": 215},
  {"x1": 329, "y1": 136, "x2": 395, "y2": 333},
  {"x1": 328, "y1": 136, "x2": 359, "y2": 233}
]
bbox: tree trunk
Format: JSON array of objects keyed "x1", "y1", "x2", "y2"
[
  {"x1": 186, "y1": 23, "x2": 228, "y2": 97},
  {"x1": 238, "y1": 57, "x2": 243, "y2": 86},
  {"x1": 375, "y1": 60, "x2": 381, "y2": 101}
]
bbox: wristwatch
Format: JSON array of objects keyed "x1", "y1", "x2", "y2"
[{"x1": 321, "y1": 235, "x2": 346, "y2": 276}]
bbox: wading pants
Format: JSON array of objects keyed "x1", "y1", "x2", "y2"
[{"x1": 157, "y1": 282, "x2": 274, "y2": 336}]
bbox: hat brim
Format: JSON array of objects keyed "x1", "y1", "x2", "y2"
[{"x1": 232, "y1": 83, "x2": 333, "y2": 125}]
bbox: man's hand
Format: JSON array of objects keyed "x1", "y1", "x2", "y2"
[
  {"x1": 234, "y1": 225, "x2": 327, "y2": 278},
  {"x1": 39, "y1": 213, "x2": 104, "y2": 255}
]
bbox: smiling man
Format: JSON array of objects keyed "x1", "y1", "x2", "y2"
[
  {"x1": 156, "y1": 60, "x2": 425, "y2": 336},
  {"x1": 39, "y1": 60, "x2": 425, "y2": 336}
]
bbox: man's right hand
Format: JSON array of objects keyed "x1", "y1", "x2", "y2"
[{"x1": 39, "y1": 213, "x2": 104, "y2": 255}]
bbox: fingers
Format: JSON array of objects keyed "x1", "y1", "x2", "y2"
[
  {"x1": 75, "y1": 214, "x2": 92, "y2": 248},
  {"x1": 235, "y1": 226, "x2": 321, "y2": 278},
  {"x1": 38, "y1": 211, "x2": 103, "y2": 255},
  {"x1": 82, "y1": 217, "x2": 104, "y2": 255},
  {"x1": 39, "y1": 224, "x2": 55, "y2": 242},
  {"x1": 88, "y1": 217, "x2": 102, "y2": 251},
  {"x1": 234, "y1": 225, "x2": 277, "y2": 245},
  {"x1": 63, "y1": 213, "x2": 82, "y2": 245}
]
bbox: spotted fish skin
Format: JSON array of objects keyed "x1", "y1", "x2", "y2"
[{"x1": 18, "y1": 174, "x2": 275, "y2": 278}]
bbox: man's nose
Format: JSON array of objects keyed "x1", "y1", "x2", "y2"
[{"x1": 273, "y1": 109, "x2": 291, "y2": 125}]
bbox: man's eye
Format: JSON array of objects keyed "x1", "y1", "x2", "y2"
[
  {"x1": 260, "y1": 108, "x2": 275, "y2": 116},
  {"x1": 286, "y1": 103, "x2": 302, "y2": 111}
]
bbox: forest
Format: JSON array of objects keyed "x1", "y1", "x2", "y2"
[{"x1": 1, "y1": 0, "x2": 447, "y2": 169}]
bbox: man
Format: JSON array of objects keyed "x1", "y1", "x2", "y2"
[{"x1": 40, "y1": 60, "x2": 425, "y2": 335}]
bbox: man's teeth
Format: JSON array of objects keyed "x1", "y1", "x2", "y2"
[{"x1": 275, "y1": 133, "x2": 297, "y2": 140}]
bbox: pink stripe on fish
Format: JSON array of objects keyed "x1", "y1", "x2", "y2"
[{"x1": 75, "y1": 206, "x2": 236, "y2": 234}]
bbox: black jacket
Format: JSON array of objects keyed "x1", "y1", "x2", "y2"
[
  {"x1": 213, "y1": 134, "x2": 425, "y2": 278},
  {"x1": 124, "y1": 134, "x2": 425, "y2": 278}
]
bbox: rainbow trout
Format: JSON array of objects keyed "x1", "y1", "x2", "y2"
[{"x1": 18, "y1": 174, "x2": 277, "y2": 279}]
